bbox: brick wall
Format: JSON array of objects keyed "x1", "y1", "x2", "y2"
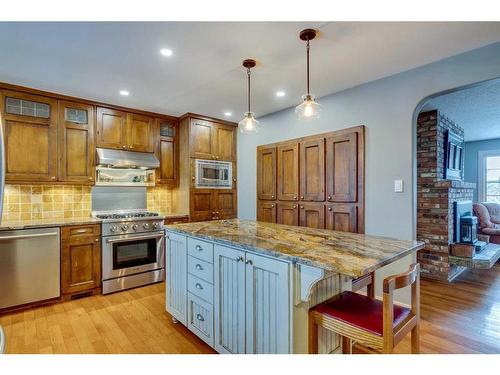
[{"x1": 416, "y1": 110, "x2": 474, "y2": 281}]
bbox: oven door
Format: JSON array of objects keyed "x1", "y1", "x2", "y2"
[{"x1": 102, "y1": 231, "x2": 164, "y2": 280}]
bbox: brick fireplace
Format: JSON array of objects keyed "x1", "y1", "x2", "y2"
[{"x1": 417, "y1": 110, "x2": 476, "y2": 281}]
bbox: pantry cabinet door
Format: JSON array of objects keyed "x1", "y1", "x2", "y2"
[
  {"x1": 276, "y1": 202, "x2": 299, "y2": 226},
  {"x1": 245, "y1": 253, "x2": 290, "y2": 354},
  {"x1": 277, "y1": 142, "x2": 299, "y2": 201},
  {"x1": 326, "y1": 132, "x2": 358, "y2": 202},
  {"x1": 58, "y1": 100, "x2": 95, "y2": 184},
  {"x1": 325, "y1": 203, "x2": 358, "y2": 233},
  {"x1": 300, "y1": 138, "x2": 325, "y2": 201},
  {"x1": 257, "y1": 201, "x2": 277, "y2": 223},
  {"x1": 257, "y1": 146, "x2": 277, "y2": 200},
  {"x1": 1, "y1": 90, "x2": 58, "y2": 182},
  {"x1": 299, "y1": 202, "x2": 325, "y2": 229},
  {"x1": 166, "y1": 232, "x2": 188, "y2": 325},
  {"x1": 213, "y1": 245, "x2": 246, "y2": 354}
]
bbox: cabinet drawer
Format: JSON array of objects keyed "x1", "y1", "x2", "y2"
[
  {"x1": 188, "y1": 256, "x2": 213, "y2": 284},
  {"x1": 61, "y1": 224, "x2": 101, "y2": 240},
  {"x1": 187, "y1": 292, "x2": 214, "y2": 347},
  {"x1": 187, "y1": 238, "x2": 214, "y2": 263},
  {"x1": 188, "y1": 274, "x2": 213, "y2": 304}
]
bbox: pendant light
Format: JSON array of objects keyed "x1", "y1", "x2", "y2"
[
  {"x1": 238, "y1": 59, "x2": 260, "y2": 134},
  {"x1": 295, "y1": 29, "x2": 321, "y2": 120}
]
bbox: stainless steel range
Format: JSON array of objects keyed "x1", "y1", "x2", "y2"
[{"x1": 94, "y1": 209, "x2": 165, "y2": 294}]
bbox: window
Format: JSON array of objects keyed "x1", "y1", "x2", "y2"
[{"x1": 478, "y1": 151, "x2": 500, "y2": 203}]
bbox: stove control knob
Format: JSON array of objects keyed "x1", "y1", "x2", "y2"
[
  {"x1": 110, "y1": 225, "x2": 118, "y2": 233},
  {"x1": 121, "y1": 224, "x2": 129, "y2": 231},
  {"x1": 152, "y1": 222, "x2": 159, "y2": 230},
  {"x1": 132, "y1": 224, "x2": 139, "y2": 231},
  {"x1": 143, "y1": 223, "x2": 150, "y2": 230}
]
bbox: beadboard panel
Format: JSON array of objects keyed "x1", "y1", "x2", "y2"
[
  {"x1": 166, "y1": 233, "x2": 187, "y2": 325},
  {"x1": 213, "y1": 245, "x2": 246, "y2": 354}
]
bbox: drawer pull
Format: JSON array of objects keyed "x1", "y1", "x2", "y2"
[
  {"x1": 196, "y1": 314, "x2": 205, "y2": 322},
  {"x1": 236, "y1": 256, "x2": 244, "y2": 262},
  {"x1": 245, "y1": 259, "x2": 253, "y2": 265},
  {"x1": 74, "y1": 229, "x2": 88, "y2": 234},
  {"x1": 195, "y1": 283, "x2": 203, "y2": 290},
  {"x1": 195, "y1": 245, "x2": 203, "y2": 251},
  {"x1": 195, "y1": 264, "x2": 203, "y2": 271}
]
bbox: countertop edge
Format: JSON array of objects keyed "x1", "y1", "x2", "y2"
[{"x1": 165, "y1": 226, "x2": 425, "y2": 278}]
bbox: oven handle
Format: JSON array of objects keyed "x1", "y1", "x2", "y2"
[{"x1": 106, "y1": 233, "x2": 164, "y2": 244}]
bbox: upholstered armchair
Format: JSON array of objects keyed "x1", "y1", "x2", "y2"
[{"x1": 473, "y1": 203, "x2": 500, "y2": 244}]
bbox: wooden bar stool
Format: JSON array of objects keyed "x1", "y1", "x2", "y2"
[{"x1": 309, "y1": 263, "x2": 420, "y2": 354}]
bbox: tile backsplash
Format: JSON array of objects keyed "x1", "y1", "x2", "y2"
[
  {"x1": 2, "y1": 185, "x2": 91, "y2": 221},
  {"x1": 147, "y1": 185, "x2": 172, "y2": 214}
]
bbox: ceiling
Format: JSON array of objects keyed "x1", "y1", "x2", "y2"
[
  {"x1": 0, "y1": 22, "x2": 500, "y2": 120},
  {"x1": 423, "y1": 79, "x2": 500, "y2": 142}
]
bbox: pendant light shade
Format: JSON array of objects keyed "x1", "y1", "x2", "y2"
[
  {"x1": 238, "y1": 59, "x2": 261, "y2": 134},
  {"x1": 295, "y1": 29, "x2": 321, "y2": 120}
]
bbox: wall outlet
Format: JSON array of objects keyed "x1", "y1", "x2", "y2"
[{"x1": 394, "y1": 179, "x2": 404, "y2": 193}]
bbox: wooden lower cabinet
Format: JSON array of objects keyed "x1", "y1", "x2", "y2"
[
  {"x1": 257, "y1": 201, "x2": 277, "y2": 223},
  {"x1": 277, "y1": 202, "x2": 299, "y2": 226},
  {"x1": 325, "y1": 203, "x2": 358, "y2": 233},
  {"x1": 190, "y1": 189, "x2": 236, "y2": 222},
  {"x1": 299, "y1": 203, "x2": 325, "y2": 229},
  {"x1": 60, "y1": 224, "x2": 101, "y2": 297}
]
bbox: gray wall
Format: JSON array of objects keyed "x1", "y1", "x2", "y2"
[
  {"x1": 465, "y1": 138, "x2": 500, "y2": 202},
  {"x1": 236, "y1": 42, "x2": 500, "y2": 304}
]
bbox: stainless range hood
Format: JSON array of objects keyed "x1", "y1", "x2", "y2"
[{"x1": 96, "y1": 148, "x2": 159, "y2": 169}]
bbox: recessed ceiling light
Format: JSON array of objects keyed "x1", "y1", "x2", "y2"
[
  {"x1": 276, "y1": 91, "x2": 286, "y2": 97},
  {"x1": 160, "y1": 48, "x2": 173, "y2": 57},
  {"x1": 224, "y1": 112, "x2": 232, "y2": 117},
  {"x1": 119, "y1": 90, "x2": 130, "y2": 96}
]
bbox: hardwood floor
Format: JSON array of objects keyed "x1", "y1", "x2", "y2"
[{"x1": 1, "y1": 264, "x2": 499, "y2": 354}]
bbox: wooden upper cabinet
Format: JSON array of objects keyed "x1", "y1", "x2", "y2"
[
  {"x1": 213, "y1": 123, "x2": 236, "y2": 161},
  {"x1": 0, "y1": 90, "x2": 58, "y2": 182},
  {"x1": 96, "y1": 106, "x2": 126, "y2": 150},
  {"x1": 257, "y1": 200, "x2": 277, "y2": 223},
  {"x1": 190, "y1": 118, "x2": 215, "y2": 159},
  {"x1": 257, "y1": 146, "x2": 277, "y2": 200},
  {"x1": 299, "y1": 203, "x2": 325, "y2": 229},
  {"x1": 325, "y1": 203, "x2": 357, "y2": 233},
  {"x1": 96, "y1": 107, "x2": 154, "y2": 152},
  {"x1": 326, "y1": 132, "x2": 358, "y2": 202},
  {"x1": 58, "y1": 100, "x2": 95, "y2": 184},
  {"x1": 277, "y1": 142, "x2": 299, "y2": 201},
  {"x1": 155, "y1": 119, "x2": 178, "y2": 185},
  {"x1": 300, "y1": 138, "x2": 325, "y2": 201},
  {"x1": 189, "y1": 117, "x2": 236, "y2": 161},
  {"x1": 277, "y1": 202, "x2": 299, "y2": 226},
  {"x1": 127, "y1": 113, "x2": 154, "y2": 152}
]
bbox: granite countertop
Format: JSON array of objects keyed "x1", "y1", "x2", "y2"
[
  {"x1": 0, "y1": 216, "x2": 102, "y2": 231},
  {"x1": 166, "y1": 219, "x2": 425, "y2": 278}
]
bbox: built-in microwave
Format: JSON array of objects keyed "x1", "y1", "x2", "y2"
[{"x1": 195, "y1": 159, "x2": 232, "y2": 189}]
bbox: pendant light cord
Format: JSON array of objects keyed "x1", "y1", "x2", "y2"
[
  {"x1": 306, "y1": 39, "x2": 310, "y2": 96},
  {"x1": 247, "y1": 67, "x2": 251, "y2": 113}
]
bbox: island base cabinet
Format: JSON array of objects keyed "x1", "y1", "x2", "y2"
[
  {"x1": 245, "y1": 253, "x2": 290, "y2": 354},
  {"x1": 213, "y1": 244, "x2": 290, "y2": 354},
  {"x1": 166, "y1": 233, "x2": 188, "y2": 325},
  {"x1": 213, "y1": 245, "x2": 246, "y2": 354},
  {"x1": 187, "y1": 292, "x2": 214, "y2": 347}
]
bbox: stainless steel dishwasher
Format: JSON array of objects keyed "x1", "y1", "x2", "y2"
[{"x1": 0, "y1": 227, "x2": 60, "y2": 309}]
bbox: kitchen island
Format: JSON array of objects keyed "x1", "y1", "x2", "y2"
[{"x1": 165, "y1": 219, "x2": 424, "y2": 354}]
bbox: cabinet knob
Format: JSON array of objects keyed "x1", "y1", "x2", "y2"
[
  {"x1": 271, "y1": 195, "x2": 275, "y2": 199},
  {"x1": 195, "y1": 245, "x2": 203, "y2": 251},
  {"x1": 129, "y1": 145, "x2": 133, "y2": 149},
  {"x1": 95, "y1": 238, "x2": 99, "y2": 242},
  {"x1": 236, "y1": 256, "x2": 244, "y2": 262},
  {"x1": 195, "y1": 264, "x2": 203, "y2": 270},
  {"x1": 196, "y1": 314, "x2": 205, "y2": 322},
  {"x1": 157, "y1": 179, "x2": 161, "y2": 182},
  {"x1": 245, "y1": 259, "x2": 253, "y2": 265},
  {"x1": 328, "y1": 195, "x2": 332, "y2": 200},
  {"x1": 300, "y1": 205, "x2": 304, "y2": 209},
  {"x1": 88, "y1": 177, "x2": 93, "y2": 181},
  {"x1": 271, "y1": 204, "x2": 275, "y2": 208},
  {"x1": 300, "y1": 196, "x2": 304, "y2": 200},
  {"x1": 212, "y1": 155, "x2": 216, "y2": 159},
  {"x1": 328, "y1": 207, "x2": 332, "y2": 211},
  {"x1": 195, "y1": 283, "x2": 203, "y2": 290},
  {"x1": 192, "y1": 176, "x2": 195, "y2": 181},
  {"x1": 293, "y1": 196, "x2": 297, "y2": 200},
  {"x1": 122, "y1": 145, "x2": 126, "y2": 149},
  {"x1": 51, "y1": 176, "x2": 57, "y2": 180},
  {"x1": 292, "y1": 205, "x2": 297, "y2": 209}
]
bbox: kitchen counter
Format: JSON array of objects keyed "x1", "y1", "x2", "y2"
[
  {"x1": 0, "y1": 216, "x2": 102, "y2": 231},
  {"x1": 166, "y1": 219, "x2": 424, "y2": 278}
]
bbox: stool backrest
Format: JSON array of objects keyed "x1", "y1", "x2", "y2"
[{"x1": 381, "y1": 263, "x2": 420, "y2": 349}]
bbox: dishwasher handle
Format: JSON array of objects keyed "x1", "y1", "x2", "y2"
[{"x1": 0, "y1": 232, "x2": 59, "y2": 241}]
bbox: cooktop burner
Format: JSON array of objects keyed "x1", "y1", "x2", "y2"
[{"x1": 95, "y1": 211, "x2": 160, "y2": 220}]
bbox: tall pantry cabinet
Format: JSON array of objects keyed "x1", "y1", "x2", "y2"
[
  {"x1": 172, "y1": 113, "x2": 238, "y2": 222},
  {"x1": 256, "y1": 126, "x2": 365, "y2": 234}
]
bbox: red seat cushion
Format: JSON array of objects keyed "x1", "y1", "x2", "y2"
[{"x1": 313, "y1": 291, "x2": 411, "y2": 336}]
